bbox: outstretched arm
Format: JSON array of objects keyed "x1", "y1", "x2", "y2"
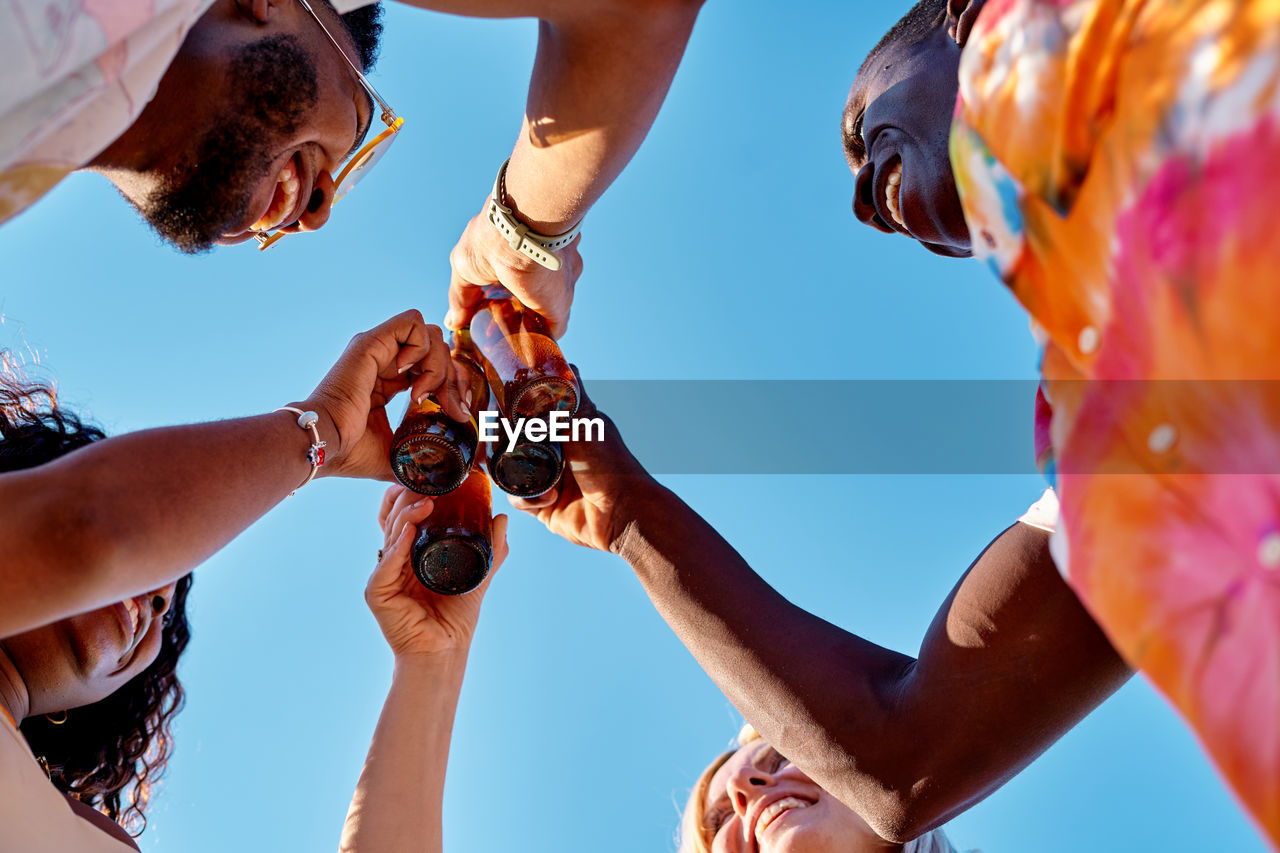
[
  {"x1": 515, "y1": 393, "x2": 1132, "y2": 843},
  {"x1": 339, "y1": 486, "x2": 509, "y2": 853},
  {"x1": 0, "y1": 311, "x2": 466, "y2": 639},
  {"x1": 408, "y1": 0, "x2": 705, "y2": 336}
]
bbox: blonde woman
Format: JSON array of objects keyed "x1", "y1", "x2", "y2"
[{"x1": 683, "y1": 725, "x2": 969, "y2": 853}]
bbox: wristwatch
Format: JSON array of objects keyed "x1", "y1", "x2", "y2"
[{"x1": 485, "y1": 158, "x2": 583, "y2": 272}]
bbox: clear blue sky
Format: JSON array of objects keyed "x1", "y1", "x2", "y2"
[{"x1": 0, "y1": 1, "x2": 1267, "y2": 851}]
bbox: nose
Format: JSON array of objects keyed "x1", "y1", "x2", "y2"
[
  {"x1": 293, "y1": 169, "x2": 336, "y2": 233},
  {"x1": 727, "y1": 759, "x2": 775, "y2": 820},
  {"x1": 852, "y1": 162, "x2": 893, "y2": 233}
]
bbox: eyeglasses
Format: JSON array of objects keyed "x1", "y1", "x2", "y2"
[{"x1": 255, "y1": 0, "x2": 404, "y2": 250}]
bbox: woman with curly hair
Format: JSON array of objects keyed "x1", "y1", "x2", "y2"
[
  {"x1": 0, "y1": 308, "x2": 469, "y2": 848},
  {"x1": 0, "y1": 375, "x2": 193, "y2": 848}
]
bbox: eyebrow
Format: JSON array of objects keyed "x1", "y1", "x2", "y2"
[{"x1": 344, "y1": 88, "x2": 376, "y2": 162}]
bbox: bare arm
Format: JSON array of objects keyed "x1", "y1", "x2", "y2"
[
  {"x1": 403, "y1": 0, "x2": 706, "y2": 336},
  {"x1": 620, "y1": 489, "x2": 1131, "y2": 840},
  {"x1": 515, "y1": 396, "x2": 1133, "y2": 843},
  {"x1": 0, "y1": 310, "x2": 463, "y2": 638},
  {"x1": 340, "y1": 486, "x2": 509, "y2": 852},
  {"x1": 339, "y1": 653, "x2": 467, "y2": 853}
]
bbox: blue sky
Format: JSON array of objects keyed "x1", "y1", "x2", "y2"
[{"x1": 0, "y1": 1, "x2": 1268, "y2": 851}]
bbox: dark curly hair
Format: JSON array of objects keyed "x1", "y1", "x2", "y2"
[
  {"x1": 0, "y1": 365, "x2": 193, "y2": 836},
  {"x1": 335, "y1": 2, "x2": 385, "y2": 71}
]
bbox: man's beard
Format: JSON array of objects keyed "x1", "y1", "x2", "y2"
[{"x1": 139, "y1": 35, "x2": 320, "y2": 254}]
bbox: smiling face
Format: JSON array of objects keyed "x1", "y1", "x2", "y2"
[
  {"x1": 697, "y1": 740, "x2": 891, "y2": 853},
  {"x1": 93, "y1": 0, "x2": 378, "y2": 253},
  {"x1": 1, "y1": 584, "x2": 178, "y2": 715},
  {"x1": 842, "y1": 0, "x2": 977, "y2": 257}
]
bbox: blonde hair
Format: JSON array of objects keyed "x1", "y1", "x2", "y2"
[{"x1": 677, "y1": 724, "x2": 965, "y2": 853}]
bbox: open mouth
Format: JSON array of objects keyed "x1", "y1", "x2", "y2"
[
  {"x1": 121, "y1": 597, "x2": 142, "y2": 640},
  {"x1": 251, "y1": 152, "x2": 306, "y2": 233},
  {"x1": 883, "y1": 161, "x2": 905, "y2": 230},
  {"x1": 754, "y1": 796, "x2": 813, "y2": 843}
]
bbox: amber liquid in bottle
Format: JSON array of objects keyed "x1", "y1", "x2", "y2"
[
  {"x1": 469, "y1": 285, "x2": 580, "y2": 418},
  {"x1": 411, "y1": 468, "x2": 493, "y2": 596},
  {"x1": 389, "y1": 394, "x2": 476, "y2": 496},
  {"x1": 389, "y1": 329, "x2": 494, "y2": 495},
  {"x1": 484, "y1": 435, "x2": 565, "y2": 499}
]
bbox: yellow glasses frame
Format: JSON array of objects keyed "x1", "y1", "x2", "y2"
[{"x1": 255, "y1": 0, "x2": 404, "y2": 250}]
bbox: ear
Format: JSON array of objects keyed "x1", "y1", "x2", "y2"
[
  {"x1": 946, "y1": 0, "x2": 987, "y2": 46},
  {"x1": 234, "y1": 0, "x2": 280, "y2": 24}
]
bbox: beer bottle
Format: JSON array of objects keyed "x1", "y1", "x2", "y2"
[
  {"x1": 484, "y1": 434, "x2": 565, "y2": 499},
  {"x1": 411, "y1": 468, "x2": 493, "y2": 595},
  {"x1": 469, "y1": 285, "x2": 579, "y2": 418},
  {"x1": 389, "y1": 336, "x2": 487, "y2": 495}
]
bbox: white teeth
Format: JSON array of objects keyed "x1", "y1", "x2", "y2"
[
  {"x1": 252, "y1": 158, "x2": 301, "y2": 232},
  {"x1": 123, "y1": 599, "x2": 141, "y2": 637},
  {"x1": 755, "y1": 797, "x2": 810, "y2": 840},
  {"x1": 884, "y1": 162, "x2": 905, "y2": 228}
]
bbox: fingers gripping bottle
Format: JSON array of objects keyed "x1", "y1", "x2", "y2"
[
  {"x1": 411, "y1": 468, "x2": 493, "y2": 595},
  {"x1": 469, "y1": 286, "x2": 578, "y2": 497},
  {"x1": 388, "y1": 332, "x2": 491, "y2": 496}
]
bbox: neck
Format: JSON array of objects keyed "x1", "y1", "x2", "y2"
[{"x1": 0, "y1": 645, "x2": 31, "y2": 724}]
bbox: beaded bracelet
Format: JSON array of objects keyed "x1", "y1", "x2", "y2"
[{"x1": 274, "y1": 406, "x2": 327, "y2": 496}]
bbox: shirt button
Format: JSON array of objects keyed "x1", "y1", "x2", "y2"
[
  {"x1": 1078, "y1": 326, "x2": 1100, "y2": 355},
  {"x1": 1147, "y1": 424, "x2": 1178, "y2": 454}
]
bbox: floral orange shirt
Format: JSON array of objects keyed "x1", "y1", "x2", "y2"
[{"x1": 953, "y1": 0, "x2": 1280, "y2": 842}]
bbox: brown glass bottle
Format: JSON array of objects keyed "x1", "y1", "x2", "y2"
[
  {"x1": 469, "y1": 285, "x2": 579, "y2": 418},
  {"x1": 389, "y1": 393, "x2": 476, "y2": 496},
  {"x1": 389, "y1": 331, "x2": 494, "y2": 496},
  {"x1": 411, "y1": 468, "x2": 493, "y2": 595},
  {"x1": 483, "y1": 432, "x2": 565, "y2": 499}
]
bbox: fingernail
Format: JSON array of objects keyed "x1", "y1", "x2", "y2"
[
  {"x1": 397, "y1": 363, "x2": 412, "y2": 375},
  {"x1": 307, "y1": 189, "x2": 324, "y2": 213},
  {"x1": 416, "y1": 393, "x2": 428, "y2": 405},
  {"x1": 464, "y1": 388, "x2": 474, "y2": 408},
  {"x1": 459, "y1": 401, "x2": 472, "y2": 421}
]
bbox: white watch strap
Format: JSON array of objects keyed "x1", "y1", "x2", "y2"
[{"x1": 485, "y1": 158, "x2": 582, "y2": 271}]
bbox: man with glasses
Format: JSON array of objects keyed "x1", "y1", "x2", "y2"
[{"x1": 0, "y1": 0, "x2": 703, "y2": 279}]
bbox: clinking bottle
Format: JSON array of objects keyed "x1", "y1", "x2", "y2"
[
  {"x1": 468, "y1": 287, "x2": 574, "y2": 497},
  {"x1": 468, "y1": 285, "x2": 579, "y2": 418},
  {"x1": 388, "y1": 332, "x2": 491, "y2": 496},
  {"x1": 410, "y1": 467, "x2": 493, "y2": 595}
]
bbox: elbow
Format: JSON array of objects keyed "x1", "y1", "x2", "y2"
[{"x1": 859, "y1": 788, "x2": 949, "y2": 846}]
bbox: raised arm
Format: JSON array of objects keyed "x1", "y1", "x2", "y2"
[
  {"x1": 412, "y1": 0, "x2": 706, "y2": 336},
  {"x1": 514, "y1": 392, "x2": 1132, "y2": 843},
  {"x1": 339, "y1": 486, "x2": 509, "y2": 853},
  {"x1": 0, "y1": 310, "x2": 466, "y2": 638}
]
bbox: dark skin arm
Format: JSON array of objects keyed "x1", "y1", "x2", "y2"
[{"x1": 515, "y1": 390, "x2": 1133, "y2": 843}]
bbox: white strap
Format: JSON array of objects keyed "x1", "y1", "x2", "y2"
[{"x1": 485, "y1": 158, "x2": 583, "y2": 271}]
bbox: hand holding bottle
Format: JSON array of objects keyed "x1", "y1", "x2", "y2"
[
  {"x1": 367, "y1": 484, "x2": 510, "y2": 658},
  {"x1": 507, "y1": 373, "x2": 659, "y2": 554},
  {"x1": 302, "y1": 310, "x2": 469, "y2": 482},
  {"x1": 445, "y1": 210, "x2": 583, "y2": 339}
]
